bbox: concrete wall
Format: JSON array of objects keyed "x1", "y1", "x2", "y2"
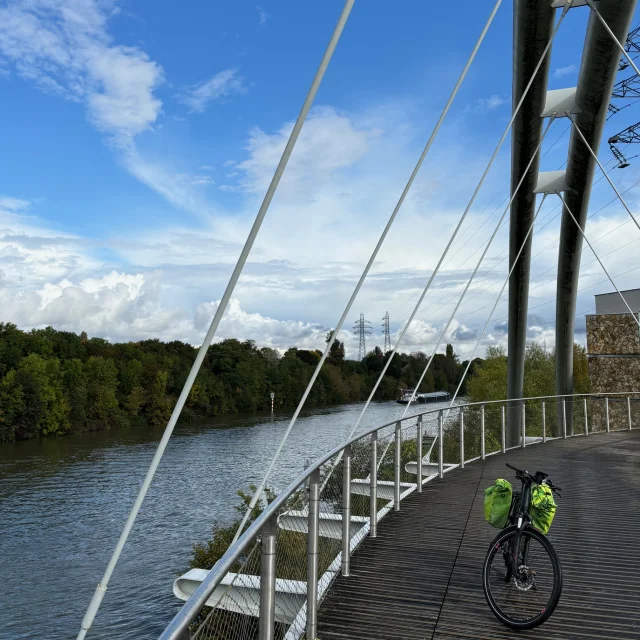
[{"x1": 595, "y1": 289, "x2": 640, "y2": 315}]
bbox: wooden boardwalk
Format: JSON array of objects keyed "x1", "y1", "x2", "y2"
[{"x1": 318, "y1": 430, "x2": 640, "y2": 640}]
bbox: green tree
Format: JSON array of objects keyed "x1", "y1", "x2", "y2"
[
  {"x1": 146, "y1": 370, "x2": 171, "y2": 426},
  {"x1": 85, "y1": 356, "x2": 120, "y2": 428}
]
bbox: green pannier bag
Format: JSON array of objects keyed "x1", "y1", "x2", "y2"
[
  {"x1": 484, "y1": 479, "x2": 512, "y2": 528},
  {"x1": 529, "y1": 483, "x2": 557, "y2": 534}
]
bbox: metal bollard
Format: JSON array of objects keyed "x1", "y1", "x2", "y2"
[
  {"x1": 370, "y1": 431, "x2": 378, "y2": 538},
  {"x1": 605, "y1": 397, "x2": 610, "y2": 433},
  {"x1": 562, "y1": 399, "x2": 567, "y2": 439},
  {"x1": 628, "y1": 397, "x2": 633, "y2": 431},
  {"x1": 416, "y1": 416, "x2": 423, "y2": 492},
  {"x1": 480, "y1": 404, "x2": 485, "y2": 460},
  {"x1": 459, "y1": 408, "x2": 465, "y2": 469},
  {"x1": 394, "y1": 421, "x2": 401, "y2": 512},
  {"x1": 306, "y1": 469, "x2": 320, "y2": 640},
  {"x1": 501, "y1": 405, "x2": 506, "y2": 453},
  {"x1": 258, "y1": 515, "x2": 278, "y2": 640},
  {"x1": 438, "y1": 411, "x2": 444, "y2": 479},
  {"x1": 521, "y1": 403, "x2": 526, "y2": 449},
  {"x1": 542, "y1": 401, "x2": 546, "y2": 443},
  {"x1": 341, "y1": 445, "x2": 351, "y2": 578}
]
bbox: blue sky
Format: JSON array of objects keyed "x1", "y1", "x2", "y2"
[{"x1": 1, "y1": 0, "x2": 640, "y2": 357}]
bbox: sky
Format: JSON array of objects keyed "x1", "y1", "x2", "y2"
[{"x1": 1, "y1": 0, "x2": 640, "y2": 359}]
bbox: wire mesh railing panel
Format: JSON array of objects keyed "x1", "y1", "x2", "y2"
[
  {"x1": 463, "y1": 406, "x2": 482, "y2": 462},
  {"x1": 166, "y1": 394, "x2": 640, "y2": 640},
  {"x1": 484, "y1": 403, "x2": 503, "y2": 455},
  {"x1": 192, "y1": 535, "x2": 262, "y2": 640},
  {"x1": 442, "y1": 408, "x2": 461, "y2": 467}
]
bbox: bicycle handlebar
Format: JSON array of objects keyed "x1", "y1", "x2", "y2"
[{"x1": 505, "y1": 463, "x2": 562, "y2": 496}]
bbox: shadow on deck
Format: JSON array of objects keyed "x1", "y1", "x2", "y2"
[{"x1": 318, "y1": 430, "x2": 640, "y2": 640}]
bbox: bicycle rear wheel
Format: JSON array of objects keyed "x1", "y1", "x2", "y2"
[{"x1": 483, "y1": 525, "x2": 562, "y2": 630}]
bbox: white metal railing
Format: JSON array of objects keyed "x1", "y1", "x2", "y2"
[{"x1": 160, "y1": 392, "x2": 639, "y2": 640}]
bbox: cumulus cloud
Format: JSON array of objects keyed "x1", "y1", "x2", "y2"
[
  {"x1": 0, "y1": 0, "x2": 163, "y2": 143},
  {"x1": 178, "y1": 69, "x2": 246, "y2": 113},
  {"x1": 0, "y1": 0, "x2": 221, "y2": 216}
]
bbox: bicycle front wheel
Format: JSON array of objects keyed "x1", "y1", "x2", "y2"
[{"x1": 483, "y1": 525, "x2": 562, "y2": 630}]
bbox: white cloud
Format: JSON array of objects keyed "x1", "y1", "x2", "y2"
[
  {"x1": 554, "y1": 64, "x2": 577, "y2": 78},
  {"x1": 0, "y1": 0, "x2": 163, "y2": 143},
  {"x1": 257, "y1": 5, "x2": 269, "y2": 26},
  {"x1": 0, "y1": 0, "x2": 219, "y2": 217},
  {"x1": 469, "y1": 94, "x2": 505, "y2": 113},
  {"x1": 178, "y1": 68, "x2": 246, "y2": 113}
]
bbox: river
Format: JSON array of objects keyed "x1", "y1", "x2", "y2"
[{"x1": 0, "y1": 400, "x2": 453, "y2": 639}]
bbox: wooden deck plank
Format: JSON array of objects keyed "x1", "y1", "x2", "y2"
[{"x1": 317, "y1": 430, "x2": 640, "y2": 639}]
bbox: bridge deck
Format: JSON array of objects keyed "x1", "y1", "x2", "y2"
[{"x1": 318, "y1": 430, "x2": 640, "y2": 640}]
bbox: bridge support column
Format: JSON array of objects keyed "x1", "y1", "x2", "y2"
[
  {"x1": 556, "y1": 0, "x2": 636, "y2": 435},
  {"x1": 507, "y1": 0, "x2": 555, "y2": 447}
]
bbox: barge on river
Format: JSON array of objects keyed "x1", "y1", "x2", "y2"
[{"x1": 396, "y1": 389, "x2": 450, "y2": 405}]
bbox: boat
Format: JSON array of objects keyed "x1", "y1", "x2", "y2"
[{"x1": 397, "y1": 389, "x2": 450, "y2": 404}]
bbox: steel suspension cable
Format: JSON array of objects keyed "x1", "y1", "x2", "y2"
[
  {"x1": 397, "y1": 120, "x2": 556, "y2": 422},
  {"x1": 446, "y1": 195, "x2": 548, "y2": 411},
  {"x1": 230, "y1": 0, "x2": 503, "y2": 544},
  {"x1": 341, "y1": 5, "x2": 572, "y2": 441},
  {"x1": 567, "y1": 111, "x2": 640, "y2": 233},
  {"x1": 414, "y1": 157, "x2": 624, "y2": 331},
  {"x1": 75, "y1": 2, "x2": 356, "y2": 637},
  {"x1": 557, "y1": 191, "x2": 640, "y2": 327}
]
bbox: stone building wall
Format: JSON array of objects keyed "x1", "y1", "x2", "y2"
[
  {"x1": 586, "y1": 311, "x2": 640, "y2": 431},
  {"x1": 587, "y1": 355, "x2": 640, "y2": 394},
  {"x1": 585, "y1": 313, "x2": 640, "y2": 355}
]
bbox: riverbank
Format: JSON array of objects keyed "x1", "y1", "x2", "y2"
[
  {"x1": 1, "y1": 400, "x2": 456, "y2": 640},
  {"x1": 0, "y1": 323, "x2": 471, "y2": 443}
]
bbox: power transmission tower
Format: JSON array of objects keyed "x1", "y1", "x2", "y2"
[
  {"x1": 608, "y1": 122, "x2": 640, "y2": 168},
  {"x1": 382, "y1": 312, "x2": 391, "y2": 353},
  {"x1": 353, "y1": 313, "x2": 373, "y2": 361},
  {"x1": 608, "y1": 23, "x2": 640, "y2": 166}
]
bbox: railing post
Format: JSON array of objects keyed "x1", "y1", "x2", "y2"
[
  {"x1": 459, "y1": 408, "x2": 465, "y2": 468},
  {"x1": 480, "y1": 404, "x2": 485, "y2": 460},
  {"x1": 521, "y1": 403, "x2": 526, "y2": 448},
  {"x1": 438, "y1": 411, "x2": 444, "y2": 479},
  {"x1": 542, "y1": 401, "x2": 546, "y2": 443},
  {"x1": 259, "y1": 514, "x2": 278, "y2": 640},
  {"x1": 628, "y1": 397, "x2": 633, "y2": 431},
  {"x1": 562, "y1": 399, "x2": 567, "y2": 439},
  {"x1": 394, "y1": 421, "x2": 401, "y2": 512},
  {"x1": 501, "y1": 404, "x2": 506, "y2": 453},
  {"x1": 341, "y1": 445, "x2": 351, "y2": 578},
  {"x1": 370, "y1": 431, "x2": 378, "y2": 538},
  {"x1": 306, "y1": 469, "x2": 320, "y2": 640},
  {"x1": 416, "y1": 416, "x2": 423, "y2": 493},
  {"x1": 605, "y1": 397, "x2": 610, "y2": 432},
  {"x1": 584, "y1": 397, "x2": 589, "y2": 435}
]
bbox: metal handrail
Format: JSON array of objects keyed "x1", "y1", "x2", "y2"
[{"x1": 159, "y1": 391, "x2": 639, "y2": 639}]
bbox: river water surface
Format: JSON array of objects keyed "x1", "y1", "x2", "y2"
[{"x1": 0, "y1": 400, "x2": 453, "y2": 639}]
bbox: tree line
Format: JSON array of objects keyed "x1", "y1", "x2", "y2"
[{"x1": 0, "y1": 323, "x2": 473, "y2": 443}]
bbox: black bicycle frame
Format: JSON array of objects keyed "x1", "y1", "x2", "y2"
[{"x1": 505, "y1": 478, "x2": 533, "y2": 580}]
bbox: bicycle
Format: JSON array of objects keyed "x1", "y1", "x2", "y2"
[{"x1": 482, "y1": 463, "x2": 563, "y2": 630}]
